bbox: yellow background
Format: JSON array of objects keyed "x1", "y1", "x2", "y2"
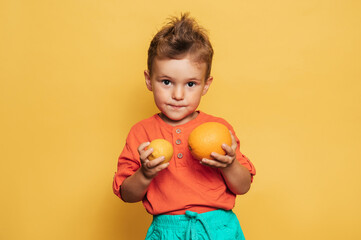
[{"x1": 1, "y1": 0, "x2": 360, "y2": 239}]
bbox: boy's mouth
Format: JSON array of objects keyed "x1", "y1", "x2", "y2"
[{"x1": 168, "y1": 104, "x2": 186, "y2": 109}]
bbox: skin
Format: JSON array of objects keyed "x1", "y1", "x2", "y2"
[{"x1": 120, "y1": 54, "x2": 252, "y2": 203}]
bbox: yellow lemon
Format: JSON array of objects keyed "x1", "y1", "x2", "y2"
[
  {"x1": 147, "y1": 139, "x2": 174, "y2": 163},
  {"x1": 188, "y1": 122, "x2": 232, "y2": 160}
]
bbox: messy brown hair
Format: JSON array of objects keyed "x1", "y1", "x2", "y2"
[{"x1": 147, "y1": 13, "x2": 214, "y2": 80}]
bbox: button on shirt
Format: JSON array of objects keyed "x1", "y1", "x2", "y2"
[
  {"x1": 171, "y1": 127, "x2": 189, "y2": 167},
  {"x1": 113, "y1": 111, "x2": 256, "y2": 215},
  {"x1": 174, "y1": 129, "x2": 185, "y2": 163}
]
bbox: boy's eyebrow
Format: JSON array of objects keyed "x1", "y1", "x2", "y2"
[
  {"x1": 157, "y1": 74, "x2": 172, "y2": 79},
  {"x1": 157, "y1": 75, "x2": 202, "y2": 81}
]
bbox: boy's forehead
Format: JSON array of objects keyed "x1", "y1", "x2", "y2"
[{"x1": 152, "y1": 56, "x2": 207, "y2": 77}]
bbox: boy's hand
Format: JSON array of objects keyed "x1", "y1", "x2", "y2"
[
  {"x1": 138, "y1": 142, "x2": 170, "y2": 180},
  {"x1": 200, "y1": 131, "x2": 237, "y2": 169}
]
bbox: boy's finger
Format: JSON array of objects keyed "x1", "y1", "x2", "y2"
[
  {"x1": 155, "y1": 162, "x2": 170, "y2": 172},
  {"x1": 145, "y1": 156, "x2": 165, "y2": 168},
  {"x1": 210, "y1": 152, "x2": 225, "y2": 161},
  {"x1": 140, "y1": 147, "x2": 153, "y2": 162},
  {"x1": 138, "y1": 142, "x2": 150, "y2": 154},
  {"x1": 201, "y1": 158, "x2": 227, "y2": 168},
  {"x1": 229, "y1": 131, "x2": 237, "y2": 150},
  {"x1": 221, "y1": 143, "x2": 235, "y2": 157},
  {"x1": 210, "y1": 152, "x2": 233, "y2": 164}
]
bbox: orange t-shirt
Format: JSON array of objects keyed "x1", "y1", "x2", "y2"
[{"x1": 113, "y1": 111, "x2": 256, "y2": 215}]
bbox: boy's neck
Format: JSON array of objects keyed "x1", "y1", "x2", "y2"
[{"x1": 159, "y1": 111, "x2": 199, "y2": 126}]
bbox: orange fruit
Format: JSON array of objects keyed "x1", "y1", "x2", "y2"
[
  {"x1": 147, "y1": 139, "x2": 173, "y2": 163},
  {"x1": 188, "y1": 122, "x2": 232, "y2": 160}
]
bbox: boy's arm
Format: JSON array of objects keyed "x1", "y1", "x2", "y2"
[
  {"x1": 120, "y1": 142, "x2": 170, "y2": 202},
  {"x1": 220, "y1": 160, "x2": 252, "y2": 195},
  {"x1": 120, "y1": 168, "x2": 152, "y2": 202},
  {"x1": 200, "y1": 132, "x2": 252, "y2": 195}
]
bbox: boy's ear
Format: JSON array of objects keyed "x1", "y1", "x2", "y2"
[
  {"x1": 202, "y1": 76, "x2": 213, "y2": 96},
  {"x1": 144, "y1": 70, "x2": 153, "y2": 91}
]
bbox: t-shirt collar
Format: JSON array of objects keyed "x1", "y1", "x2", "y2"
[{"x1": 154, "y1": 110, "x2": 205, "y2": 131}]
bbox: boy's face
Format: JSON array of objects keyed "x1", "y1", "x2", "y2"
[{"x1": 145, "y1": 55, "x2": 213, "y2": 126}]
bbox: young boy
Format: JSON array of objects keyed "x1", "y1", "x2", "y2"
[{"x1": 113, "y1": 13, "x2": 256, "y2": 239}]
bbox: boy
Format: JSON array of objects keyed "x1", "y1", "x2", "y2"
[{"x1": 113, "y1": 13, "x2": 256, "y2": 239}]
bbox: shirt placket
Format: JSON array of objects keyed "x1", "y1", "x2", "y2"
[{"x1": 173, "y1": 127, "x2": 184, "y2": 167}]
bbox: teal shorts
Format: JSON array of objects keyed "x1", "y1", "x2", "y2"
[{"x1": 145, "y1": 209, "x2": 246, "y2": 240}]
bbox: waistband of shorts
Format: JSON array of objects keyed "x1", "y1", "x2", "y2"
[{"x1": 152, "y1": 209, "x2": 234, "y2": 228}]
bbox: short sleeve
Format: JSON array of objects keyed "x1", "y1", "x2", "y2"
[
  {"x1": 112, "y1": 128, "x2": 143, "y2": 200},
  {"x1": 237, "y1": 153, "x2": 256, "y2": 182},
  {"x1": 221, "y1": 121, "x2": 256, "y2": 182}
]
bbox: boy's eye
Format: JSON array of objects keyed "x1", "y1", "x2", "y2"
[
  {"x1": 162, "y1": 80, "x2": 171, "y2": 85},
  {"x1": 187, "y1": 82, "x2": 196, "y2": 87}
]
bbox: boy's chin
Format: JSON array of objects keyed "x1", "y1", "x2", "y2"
[
  {"x1": 160, "y1": 112, "x2": 197, "y2": 124},
  {"x1": 160, "y1": 113, "x2": 182, "y2": 121}
]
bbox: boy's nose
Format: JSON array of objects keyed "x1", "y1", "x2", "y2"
[
  {"x1": 172, "y1": 86, "x2": 184, "y2": 101},
  {"x1": 172, "y1": 86, "x2": 184, "y2": 100}
]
